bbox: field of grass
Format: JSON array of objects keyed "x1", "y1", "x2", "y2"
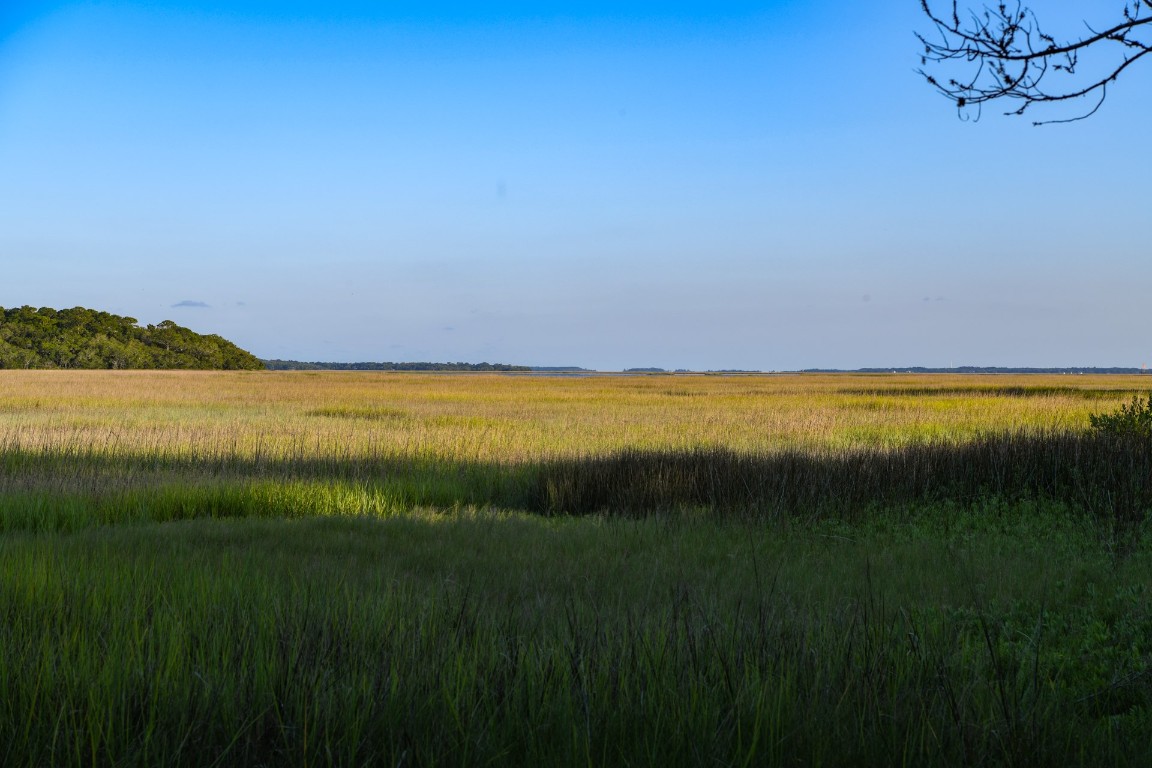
[{"x1": 1, "y1": 371, "x2": 1150, "y2": 766}]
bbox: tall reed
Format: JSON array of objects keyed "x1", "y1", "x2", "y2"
[{"x1": 534, "y1": 430, "x2": 1152, "y2": 530}]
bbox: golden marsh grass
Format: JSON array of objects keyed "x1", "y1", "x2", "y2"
[{"x1": 0, "y1": 370, "x2": 1145, "y2": 466}]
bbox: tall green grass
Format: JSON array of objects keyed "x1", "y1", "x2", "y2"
[
  {"x1": 0, "y1": 513, "x2": 1149, "y2": 767},
  {"x1": 534, "y1": 430, "x2": 1152, "y2": 528},
  {"x1": 0, "y1": 428, "x2": 1146, "y2": 547}
]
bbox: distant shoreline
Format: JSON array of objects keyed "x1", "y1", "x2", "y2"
[
  {"x1": 259, "y1": 362, "x2": 1151, "y2": 376},
  {"x1": 801, "y1": 367, "x2": 1151, "y2": 375}
]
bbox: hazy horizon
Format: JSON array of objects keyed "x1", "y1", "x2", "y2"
[{"x1": 3, "y1": 2, "x2": 1149, "y2": 371}]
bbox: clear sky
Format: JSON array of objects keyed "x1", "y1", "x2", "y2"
[{"x1": 1, "y1": 1, "x2": 1148, "y2": 370}]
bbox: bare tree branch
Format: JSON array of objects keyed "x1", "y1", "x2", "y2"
[{"x1": 918, "y1": 1, "x2": 1152, "y2": 124}]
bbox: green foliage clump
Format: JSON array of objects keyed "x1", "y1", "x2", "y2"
[
  {"x1": 1090, "y1": 393, "x2": 1152, "y2": 438},
  {"x1": 0, "y1": 305, "x2": 263, "y2": 370}
]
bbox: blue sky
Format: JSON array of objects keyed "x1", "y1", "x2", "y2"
[{"x1": 1, "y1": 1, "x2": 1148, "y2": 369}]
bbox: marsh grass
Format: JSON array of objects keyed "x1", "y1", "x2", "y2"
[
  {"x1": 0, "y1": 428, "x2": 1146, "y2": 549},
  {"x1": 0, "y1": 371, "x2": 1149, "y2": 766},
  {"x1": 0, "y1": 371, "x2": 1136, "y2": 464},
  {"x1": 1, "y1": 513, "x2": 1149, "y2": 767},
  {"x1": 840, "y1": 386, "x2": 1150, "y2": 400},
  {"x1": 306, "y1": 405, "x2": 412, "y2": 422},
  {"x1": 534, "y1": 430, "x2": 1152, "y2": 539}
]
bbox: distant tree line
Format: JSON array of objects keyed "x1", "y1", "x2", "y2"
[
  {"x1": 803, "y1": 367, "x2": 1150, "y2": 375},
  {"x1": 262, "y1": 360, "x2": 532, "y2": 372},
  {"x1": 0, "y1": 306, "x2": 263, "y2": 370}
]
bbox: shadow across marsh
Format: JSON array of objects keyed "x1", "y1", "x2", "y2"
[{"x1": 0, "y1": 430, "x2": 1149, "y2": 534}]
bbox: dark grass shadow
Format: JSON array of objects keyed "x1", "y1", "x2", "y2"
[
  {"x1": 838, "y1": 387, "x2": 1151, "y2": 400},
  {"x1": 1, "y1": 430, "x2": 1149, "y2": 538},
  {"x1": 531, "y1": 432, "x2": 1152, "y2": 537}
]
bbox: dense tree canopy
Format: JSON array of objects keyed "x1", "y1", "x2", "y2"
[
  {"x1": 0, "y1": 306, "x2": 263, "y2": 370},
  {"x1": 919, "y1": 1, "x2": 1152, "y2": 123}
]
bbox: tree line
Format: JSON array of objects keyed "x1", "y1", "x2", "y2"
[
  {"x1": 262, "y1": 360, "x2": 531, "y2": 372},
  {"x1": 804, "y1": 367, "x2": 1150, "y2": 375},
  {"x1": 0, "y1": 306, "x2": 263, "y2": 370}
]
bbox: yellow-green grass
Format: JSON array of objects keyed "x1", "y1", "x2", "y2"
[
  {"x1": 0, "y1": 371, "x2": 1150, "y2": 766},
  {"x1": 1, "y1": 371, "x2": 1144, "y2": 466},
  {"x1": 1, "y1": 370, "x2": 1147, "y2": 530}
]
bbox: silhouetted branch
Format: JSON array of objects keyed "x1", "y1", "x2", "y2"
[{"x1": 918, "y1": 1, "x2": 1152, "y2": 124}]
